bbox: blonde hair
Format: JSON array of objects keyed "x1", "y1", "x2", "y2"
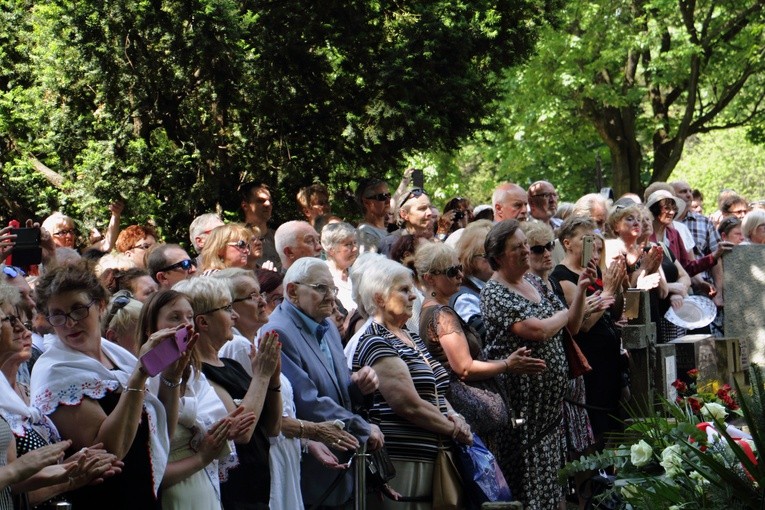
[
  {"x1": 199, "y1": 223, "x2": 255, "y2": 271},
  {"x1": 521, "y1": 221, "x2": 554, "y2": 247},
  {"x1": 414, "y1": 242, "x2": 457, "y2": 280},
  {"x1": 101, "y1": 295, "x2": 143, "y2": 337},
  {"x1": 456, "y1": 220, "x2": 492, "y2": 277}
]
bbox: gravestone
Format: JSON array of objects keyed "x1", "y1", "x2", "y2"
[
  {"x1": 669, "y1": 334, "x2": 717, "y2": 383},
  {"x1": 622, "y1": 290, "x2": 663, "y2": 413},
  {"x1": 723, "y1": 245, "x2": 765, "y2": 368}
]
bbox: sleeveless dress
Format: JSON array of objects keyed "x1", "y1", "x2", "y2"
[
  {"x1": 480, "y1": 276, "x2": 568, "y2": 510},
  {"x1": 202, "y1": 359, "x2": 271, "y2": 510},
  {"x1": 550, "y1": 265, "x2": 623, "y2": 436}
]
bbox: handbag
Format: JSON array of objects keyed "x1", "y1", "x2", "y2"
[
  {"x1": 454, "y1": 434, "x2": 512, "y2": 508},
  {"x1": 366, "y1": 446, "x2": 396, "y2": 492},
  {"x1": 562, "y1": 327, "x2": 592, "y2": 379},
  {"x1": 432, "y1": 442, "x2": 464, "y2": 510}
]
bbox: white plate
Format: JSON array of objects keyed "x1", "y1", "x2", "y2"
[{"x1": 664, "y1": 295, "x2": 717, "y2": 329}]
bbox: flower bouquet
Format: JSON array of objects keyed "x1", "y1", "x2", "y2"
[
  {"x1": 561, "y1": 365, "x2": 765, "y2": 509},
  {"x1": 672, "y1": 368, "x2": 741, "y2": 420}
]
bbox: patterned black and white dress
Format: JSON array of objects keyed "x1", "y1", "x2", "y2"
[{"x1": 480, "y1": 275, "x2": 568, "y2": 510}]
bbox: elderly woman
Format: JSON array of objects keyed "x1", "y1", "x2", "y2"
[
  {"x1": 416, "y1": 242, "x2": 545, "y2": 446},
  {"x1": 353, "y1": 257, "x2": 472, "y2": 510},
  {"x1": 101, "y1": 291, "x2": 143, "y2": 355},
  {"x1": 551, "y1": 217, "x2": 627, "y2": 451},
  {"x1": 321, "y1": 222, "x2": 359, "y2": 313},
  {"x1": 451, "y1": 220, "x2": 493, "y2": 340},
  {"x1": 741, "y1": 209, "x2": 765, "y2": 244},
  {"x1": 0, "y1": 281, "x2": 120, "y2": 509},
  {"x1": 645, "y1": 191, "x2": 694, "y2": 343},
  {"x1": 29, "y1": 261, "x2": 188, "y2": 509},
  {"x1": 378, "y1": 188, "x2": 434, "y2": 256},
  {"x1": 199, "y1": 224, "x2": 261, "y2": 273},
  {"x1": 480, "y1": 219, "x2": 570, "y2": 509},
  {"x1": 135, "y1": 290, "x2": 246, "y2": 510},
  {"x1": 172, "y1": 276, "x2": 281, "y2": 510},
  {"x1": 356, "y1": 178, "x2": 391, "y2": 254},
  {"x1": 42, "y1": 205, "x2": 122, "y2": 254}
]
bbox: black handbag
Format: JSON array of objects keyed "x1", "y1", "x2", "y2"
[{"x1": 366, "y1": 446, "x2": 396, "y2": 491}]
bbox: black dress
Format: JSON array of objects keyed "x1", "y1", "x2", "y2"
[
  {"x1": 202, "y1": 358, "x2": 271, "y2": 510},
  {"x1": 550, "y1": 265, "x2": 623, "y2": 436},
  {"x1": 65, "y1": 392, "x2": 160, "y2": 510}
]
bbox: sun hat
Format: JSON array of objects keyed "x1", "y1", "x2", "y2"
[{"x1": 646, "y1": 190, "x2": 686, "y2": 218}]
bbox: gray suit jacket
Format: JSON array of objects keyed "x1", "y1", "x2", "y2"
[{"x1": 265, "y1": 301, "x2": 371, "y2": 506}]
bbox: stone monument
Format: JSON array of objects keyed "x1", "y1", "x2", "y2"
[{"x1": 723, "y1": 244, "x2": 765, "y2": 368}]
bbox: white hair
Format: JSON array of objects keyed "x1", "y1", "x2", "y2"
[
  {"x1": 349, "y1": 253, "x2": 386, "y2": 318},
  {"x1": 41, "y1": 212, "x2": 73, "y2": 235},
  {"x1": 357, "y1": 258, "x2": 412, "y2": 317},
  {"x1": 188, "y1": 213, "x2": 223, "y2": 251},
  {"x1": 320, "y1": 222, "x2": 357, "y2": 252},
  {"x1": 94, "y1": 252, "x2": 137, "y2": 277},
  {"x1": 573, "y1": 193, "x2": 609, "y2": 217},
  {"x1": 742, "y1": 209, "x2": 765, "y2": 239},
  {"x1": 283, "y1": 257, "x2": 328, "y2": 294},
  {"x1": 274, "y1": 220, "x2": 313, "y2": 266}
]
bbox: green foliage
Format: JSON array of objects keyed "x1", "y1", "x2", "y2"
[{"x1": 0, "y1": 0, "x2": 553, "y2": 241}]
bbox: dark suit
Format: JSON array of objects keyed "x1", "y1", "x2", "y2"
[{"x1": 265, "y1": 301, "x2": 371, "y2": 507}]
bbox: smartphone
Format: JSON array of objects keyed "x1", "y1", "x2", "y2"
[
  {"x1": 411, "y1": 169, "x2": 424, "y2": 189},
  {"x1": 140, "y1": 328, "x2": 190, "y2": 377},
  {"x1": 581, "y1": 235, "x2": 594, "y2": 267},
  {"x1": 10, "y1": 227, "x2": 42, "y2": 267}
]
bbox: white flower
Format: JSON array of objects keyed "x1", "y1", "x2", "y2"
[
  {"x1": 701, "y1": 402, "x2": 728, "y2": 421},
  {"x1": 620, "y1": 483, "x2": 639, "y2": 499},
  {"x1": 630, "y1": 439, "x2": 653, "y2": 467},
  {"x1": 660, "y1": 445, "x2": 684, "y2": 477}
]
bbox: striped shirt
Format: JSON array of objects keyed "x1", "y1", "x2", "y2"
[{"x1": 353, "y1": 321, "x2": 449, "y2": 462}]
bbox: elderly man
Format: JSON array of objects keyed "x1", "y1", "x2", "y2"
[
  {"x1": 188, "y1": 212, "x2": 224, "y2": 255},
  {"x1": 146, "y1": 243, "x2": 197, "y2": 289},
  {"x1": 492, "y1": 182, "x2": 528, "y2": 221},
  {"x1": 264, "y1": 257, "x2": 382, "y2": 509},
  {"x1": 274, "y1": 220, "x2": 323, "y2": 271},
  {"x1": 528, "y1": 180, "x2": 560, "y2": 228},
  {"x1": 240, "y1": 182, "x2": 281, "y2": 271}
]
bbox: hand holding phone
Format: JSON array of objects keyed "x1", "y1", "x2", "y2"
[
  {"x1": 581, "y1": 235, "x2": 594, "y2": 268},
  {"x1": 9, "y1": 226, "x2": 42, "y2": 267},
  {"x1": 140, "y1": 327, "x2": 191, "y2": 377}
]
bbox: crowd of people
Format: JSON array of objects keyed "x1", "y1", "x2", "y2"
[{"x1": 0, "y1": 173, "x2": 764, "y2": 510}]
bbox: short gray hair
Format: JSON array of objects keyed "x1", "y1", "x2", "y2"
[
  {"x1": 321, "y1": 222, "x2": 357, "y2": 252},
  {"x1": 275, "y1": 220, "x2": 312, "y2": 266},
  {"x1": 350, "y1": 253, "x2": 386, "y2": 318},
  {"x1": 357, "y1": 258, "x2": 412, "y2": 317},
  {"x1": 742, "y1": 209, "x2": 765, "y2": 239},
  {"x1": 0, "y1": 281, "x2": 20, "y2": 308},
  {"x1": 283, "y1": 257, "x2": 329, "y2": 293},
  {"x1": 209, "y1": 268, "x2": 259, "y2": 297},
  {"x1": 189, "y1": 213, "x2": 224, "y2": 251},
  {"x1": 172, "y1": 276, "x2": 231, "y2": 316},
  {"x1": 573, "y1": 193, "x2": 608, "y2": 217}
]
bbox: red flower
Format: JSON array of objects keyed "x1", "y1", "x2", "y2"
[
  {"x1": 687, "y1": 368, "x2": 700, "y2": 379},
  {"x1": 672, "y1": 379, "x2": 688, "y2": 393},
  {"x1": 687, "y1": 397, "x2": 702, "y2": 412}
]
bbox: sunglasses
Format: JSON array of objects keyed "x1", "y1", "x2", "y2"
[
  {"x1": 227, "y1": 240, "x2": 251, "y2": 252},
  {"x1": 366, "y1": 192, "x2": 392, "y2": 202},
  {"x1": 2, "y1": 266, "x2": 26, "y2": 278},
  {"x1": 158, "y1": 259, "x2": 196, "y2": 273},
  {"x1": 430, "y1": 264, "x2": 463, "y2": 278},
  {"x1": 529, "y1": 242, "x2": 555, "y2": 255},
  {"x1": 399, "y1": 188, "x2": 425, "y2": 208}
]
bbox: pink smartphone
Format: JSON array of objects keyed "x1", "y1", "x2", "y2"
[{"x1": 140, "y1": 328, "x2": 190, "y2": 377}]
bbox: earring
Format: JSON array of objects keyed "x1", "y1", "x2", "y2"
[{"x1": 431, "y1": 291, "x2": 437, "y2": 297}]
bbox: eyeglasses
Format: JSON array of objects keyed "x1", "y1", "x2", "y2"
[
  {"x1": 53, "y1": 229, "x2": 76, "y2": 237},
  {"x1": 227, "y1": 240, "x2": 251, "y2": 252},
  {"x1": 366, "y1": 192, "x2": 392, "y2": 202},
  {"x1": 429, "y1": 264, "x2": 463, "y2": 278},
  {"x1": 295, "y1": 282, "x2": 339, "y2": 296},
  {"x1": 232, "y1": 292, "x2": 266, "y2": 304},
  {"x1": 0, "y1": 314, "x2": 23, "y2": 329},
  {"x1": 2, "y1": 266, "x2": 26, "y2": 278},
  {"x1": 531, "y1": 192, "x2": 558, "y2": 201},
  {"x1": 728, "y1": 209, "x2": 748, "y2": 216},
  {"x1": 197, "y1": 302, "x2": 234, "y2": 316},
  {"x1": 399, "y1": 188, "x2": 425, "y2": 208},
  {"x1": 529, "y1": 242, "x2": 555, "y2": 255},
  {"x1": 132, "y1": 243, "x2": 154, "y2": 251},
  {"x1": 46, "y1": 300, "x2": 96, "y2": 327},
  {"x1": 104, "y1": 294, "x2": 131, "y2": 327},
  {"x1": 158, "y1": 259, "x2": 196, "y2": 273},
  {"x1": 265, "y1": 292, "x2": 284, "y2": 306}
]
